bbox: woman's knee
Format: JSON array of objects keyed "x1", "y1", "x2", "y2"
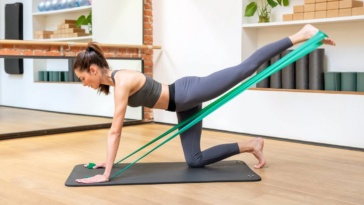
[{"x1": 185, "y1": 158, "x2": 205, "y2": 168}]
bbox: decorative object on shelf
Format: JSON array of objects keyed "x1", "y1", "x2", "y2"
[
  {"x1": 357, "y1": 73, "x2": 364, "y2": 92},
  {"x1": 44, "y1": 71, "x2": 49, "y2": 81},
  {"x1": 270, "y1": 54, "x2": 282, "y2": 88},
  {"x1": 67, "y1": 0, "x2": 79, "y2": 8},
  {"x1": 61, "y1": 71, "x2": 69, "y2": 82},
  {"x1": 324, "y1": 72, "x2": 341, "y2": 91},
  {"x1": 77, "y1": 0, "x2": 90, "y2": 7},
  {"x1": 59, "y1": 0, "x2": 68, "y2": 9},
  {"x1": 341, "y1": 72, "x2": 357, "y2": 91},
  {"x1": 34, "y1": 30, "x2": 54, "y2": 39},
  {"x1": 309, "y1": 48, "x2": 325, "y2": 90},
  {"x1": 283, "y1": 0, "x2": 364, "y2": 22},
  {"x1": 281, "y1": 50, "x2": 295, "y2": 89},
  {"x1": 76, "y1": 10, "x2": 92, "y2": 35},
  {"x1": 44, "y1": 0, "x2": 52, "y2": 11},
  {"x1": 245, "y1": 0, "x2": 290, "y2": 23},
  {"x1": 38, "y1": 71, "x2": 69, "y2": 82},
  {"x1": 51, "y1": 0, "x2": 60, "y2": 10},
  {"x1": 38, "y1": 71, "x2": 45, "y2": 81},
  {"x1": 296, "y1": 54, "x2": 309, "y2": 90},
  {"x1": 89, "y1": 0, "x2": 92, "y2": 5},
  {"x1": 51, "y1": 19, "x2": 88, "y2": 39},
  {"x1": 38, "y1": 1, "x2": 46, "y2": 12}
]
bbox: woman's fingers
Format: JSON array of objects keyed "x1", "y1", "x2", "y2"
[
  {"x1": 76, "y1": 175, "x2": 108, "y2": 184},
  {"x1": 84, "y1": 162, "x2": 105, "y2": 169}
]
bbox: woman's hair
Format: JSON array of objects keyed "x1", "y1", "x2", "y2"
[{"x1": 73, "y1": 41, "x2": 110, "y2": 95}]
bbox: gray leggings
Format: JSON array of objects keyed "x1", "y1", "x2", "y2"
[{"x1": 174, "y1": 37, "x2": 293, "y2": 167}]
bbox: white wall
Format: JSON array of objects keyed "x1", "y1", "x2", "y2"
[
  {"x1": 0, "y1": 0, "x2": 144, "y2": 119},
  {"x1": 153, "y1": 1, "x2": 243, "y2": 125},
  {"x1": 153, "y1": 0, "x2": 364, "y2": 149},
  {"x1": 93, "y1": 0, "x2": 143, "y2": 45}
]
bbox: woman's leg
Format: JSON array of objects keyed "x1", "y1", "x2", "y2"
[
  {"x1": 175, "y1": 37, "x2": 293, "y2": 112},
  {"x1": 175, "y1": 24, "x2": 335, "y2": 169},
  {"x1": 177, "y1": 104, "x2": 266, "y2": 168},
  {"x1": 177, "y1": 104, "x2": 239, "y2": 168},
  {"x1": 174, "y1": 24, "x2": 335, "y2": 112}
]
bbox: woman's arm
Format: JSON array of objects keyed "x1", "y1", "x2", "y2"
[
  {"x1": 76, "y1": 77, "x2": 131, "y2": 184},
  {"x1": 103, "y1": 82, "x2": 130, "y2": 179}
]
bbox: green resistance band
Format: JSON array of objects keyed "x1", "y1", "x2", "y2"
[{"x1": 87, "y1": 31, "x2": 327, "y2": 180}]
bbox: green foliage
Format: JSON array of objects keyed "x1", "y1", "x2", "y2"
[
  {"x1": 76, "y1": 10, "x2": 92, "y2": 28},
  {"x1": 244, "y1": 0, "x2": 289, "y2": 21}
]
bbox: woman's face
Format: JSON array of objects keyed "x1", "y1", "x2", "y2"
[{"x1": 75, "y1": 65, "x2": 100, "y2": 90}]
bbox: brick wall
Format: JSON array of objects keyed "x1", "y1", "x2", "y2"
[
  {"x1": 143, "y1": 0, "x2": 154, "y2": 121},
  {"x1": 0, "y1": 0, "x2": 154, "y2": 121}
]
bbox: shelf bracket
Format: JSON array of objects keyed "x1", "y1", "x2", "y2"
[
  {"x1": 138, "y1": 49, "x2": 141, "y2": 58},
  {"x1": 60, "y1": 46, "x2": 63, "y2": 56}
]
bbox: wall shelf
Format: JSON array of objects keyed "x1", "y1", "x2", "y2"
[
  {"x1": 249, "y1": 88, "x2": 364, "y2": 95},
  {"x1": 32, "y1": 6, "x2": 92, "y2": 16},
  {"x1": 34, "y1": 36, "x2": 92, "y2": 42},
  {"x1": 242, "y1": 15, "x2": 364, "y2": 28},
  {"x1": 34, "y1": 81, "x2": 81, "y2": 84}
]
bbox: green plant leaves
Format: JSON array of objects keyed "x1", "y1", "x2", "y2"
[
  {"x1": 76, "y1": 10, "x2": 92, "y2": 28},
  {"x1": 245, "y1": 2, "x2": 257, "y2": 17},
  {"x1": 277, "y1": 0, "x2": 282, "y2": 6},
  {"x1": 267, "y1": 0, "x2": 278, "y2": 8},
  {"x1": 283, "y1": 0, "x2": 289, "y2": 6},
  {"x1": 76, "y1": 15, "x2": 87, "y2": 27}
]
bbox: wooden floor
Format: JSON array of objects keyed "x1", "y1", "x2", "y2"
[
  {"x1": 0, "y1": 107, "x2": 113, "y2": 134},
  {"x1": 0, "y1": 123, "x2": 363, "y2": 205}
]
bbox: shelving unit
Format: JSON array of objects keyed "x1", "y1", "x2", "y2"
[
  {"x1": 33, "y1": 36, "x2": 92, "y2": 42},
  {"x1": 32, "y1": 5, "x2": 92, "y2": 16},
  {"x1": 242, "y1": 15, "x2": 364, "y2": 28},
  {"x1": 32, "y1": 0, "x2": 92, "y2": 42},
  {"x1": 34, "y1": 81, "x2": 81, "y2": 84},
  {"x1": 241, "y1": 0, "x2": 364, "y2": 95},
  {"x1": 248, "y1": 88, "x2": 364, "y2": 95}
]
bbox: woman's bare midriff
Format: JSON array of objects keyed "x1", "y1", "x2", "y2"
[
  {"x1": 152, "y1": 83, "x2": 170, "y2": 110},
  {"x1": 123, "y1": 70, "x2": 170, "y2": 110}
]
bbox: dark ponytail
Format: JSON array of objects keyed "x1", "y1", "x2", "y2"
[{"x1": 74, "y1": 41, "x2": 110, "y2": 95}]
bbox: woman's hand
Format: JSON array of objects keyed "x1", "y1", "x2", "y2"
[
  {"x1": 84, "y1": 162, "x2": 106, "y2": 169},
  {"x1": 76, "y1": 174, "x2": 109, "y2": 184}
]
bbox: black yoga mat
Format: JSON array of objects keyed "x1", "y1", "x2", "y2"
[
  {"x1": 270, "y1": 54, "x2": 282, "y2": 88},
  {"x1": 296, "y1": 54, "x2": 309, "y2": 90},
  {"x1": 309, "y1": 49, "x2": 325, "y2": 90},
  {"x1": 256, "y1": 61, "x2": 270, "y2": 88},
  {"x1": 281, "y1": 50, "x2": 295, "y2": 89},
  {"x1": 65, "y1": 161, "x2": 261, "y2": 187}
]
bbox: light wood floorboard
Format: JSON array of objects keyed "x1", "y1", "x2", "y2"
[{"x1": 0, "y1": 123, "x2": 363, "y2": 205}]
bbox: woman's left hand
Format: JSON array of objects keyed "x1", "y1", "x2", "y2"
[{"x1": 76, "y1": 174, "x2": 109, "y2": 184}]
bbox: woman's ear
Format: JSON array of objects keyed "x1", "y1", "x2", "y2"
[{"x1": 89, "y1": 65, "x2": 97, "y2": 75}]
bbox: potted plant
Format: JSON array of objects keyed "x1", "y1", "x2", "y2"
[
  {"x1": 76, "y1": 10, "x2": 92, "y2": 35},
  {"x1": 245, "y1": 0, "x2": 289, "y2": 23}
]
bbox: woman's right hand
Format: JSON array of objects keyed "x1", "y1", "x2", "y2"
[{"x1": 84, "y1": 162, "x2": 106, "y2": 169}]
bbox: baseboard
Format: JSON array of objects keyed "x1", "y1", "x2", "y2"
[
  {"x1": 0, "y1": 105, "x2": 115, "y2": 119},
  {"x1": 153, "y1": 121, "x2": 364, "y2": 152},
  {"x1": 0, "y1": 120, "x2": 151, "y2": 140}
]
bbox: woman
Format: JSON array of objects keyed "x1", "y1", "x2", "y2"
[{"x1": 75, "y1": 24, "x2": 335, "y2": 184}]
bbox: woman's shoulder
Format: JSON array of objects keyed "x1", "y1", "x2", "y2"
[{"x1": 113, "y1": 69, "x2": 145, "y2": 86}]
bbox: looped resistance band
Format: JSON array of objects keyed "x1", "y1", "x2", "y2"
[{"x1": 95, "y1": 31, "x2": 328, "y2": 180}]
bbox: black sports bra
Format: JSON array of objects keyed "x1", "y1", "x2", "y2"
[{"x1": 111, "y1": 70, "x2": 162, "y2": 108}]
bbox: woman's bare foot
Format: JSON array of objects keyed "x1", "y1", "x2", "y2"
[
  {"x1": 238, "y1": 137, "x2": 266, "y2": 169},
  {"x1": 289, "y1": 24, "x2": 336, "y2": 46}
]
